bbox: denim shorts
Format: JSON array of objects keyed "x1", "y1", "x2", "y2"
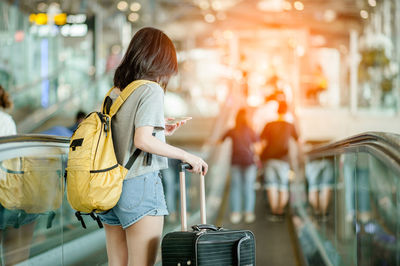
[
  {"x1": 98, "y1": 171, "x2": 168, "y2": 229},
  {"x1": 264, "y1": 159, "x2": 290, "y2": 191},
  {"x1": 305, "y1": 159, "x2": 334, "y2": 192}
]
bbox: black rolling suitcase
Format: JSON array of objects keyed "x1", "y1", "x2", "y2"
[{"x1": 161, "y1": 163, "x2": 256, "y2": 266}]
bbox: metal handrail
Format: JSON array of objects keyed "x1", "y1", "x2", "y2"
[
  {"x1": 0, "y1": 134, "x2": 69, "y2": 145},
  {"x1": 307, "y1": 132, "x2": 400, "y2": 164}
]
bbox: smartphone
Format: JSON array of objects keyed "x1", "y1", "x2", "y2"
[{"x1": 165, "y1": 117, "x2": 192, "y2": 125}]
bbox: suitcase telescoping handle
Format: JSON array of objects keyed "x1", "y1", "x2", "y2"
[{"x1": 180, "y1": 163, "x2": 206, "y2": 231}]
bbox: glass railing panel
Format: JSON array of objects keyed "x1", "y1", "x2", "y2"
[
  {"x1": 337, "y1": 151, "x2": 360, "y2": 265},
  {"x1": 292, "y1": 133, "x2": 400, "y2": 266},
  {"x1": 0, "y1": 138, "x2": 106, "y2": 265},
  {"x1": 295, "y1": 155, "x2": 340, "y2": 266},
  {"x1": 358, "y1": 151, "x2": 399, "y2": 266},
  {"x1": 0, "y1": 151, "x2": 66, "y2": 265}
]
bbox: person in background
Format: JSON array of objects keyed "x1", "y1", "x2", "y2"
[
  {"x1": 0, "y1": 85, "x2": 16, "y2": 136},
  {"x1": 97, "y1": 27, "x2": 208, "y2": 266},
  {"x1": 221, "y1": 108, "x2": 259, "y2": 224},
  {"x1": 260, "y1": 101, "x2": 301, "y2": 222},
  {"x1": 41, "y1": 110, "x2": 87, "y2": 137},
  {"x1": 68, "y1": 110, "x2": 86, "y2": 132}
]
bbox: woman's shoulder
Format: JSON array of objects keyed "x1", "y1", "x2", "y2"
[
  {"x1": 123, "y1": 81, "x2": 163, "y2": 103},
  {"x1": 139, "y1": 81, "x2": 163, "y2": 93}
]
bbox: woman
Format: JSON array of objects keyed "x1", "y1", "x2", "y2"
[
  {"x1": 97, "y1": 27, "x2": 208, "y2": 266},
  {"x1": 0, "y1": 85, "x2": 16, "y2": 136},
  {"x1": 221, "y1": 108, "x2": 259, "y2": 224}
]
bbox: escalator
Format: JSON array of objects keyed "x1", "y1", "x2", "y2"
[
  {"x1": 291, "y1": 132, "x2": 400, "y2": 266},
  {"x1": 2, "y1": 128, "x2": 398, "y2": 266}
]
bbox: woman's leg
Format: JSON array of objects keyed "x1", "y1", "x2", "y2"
[
  {"x1": 229, "y1": 166, "x2": 243, "y2": 223},
  {"x1": 230, "y1": 166, "x2": 242, "y2": 214},
  {"x1": 104, "y1": 224, "x2": 128, "y2": 266},
  {"x1": 243, "y1": 165, "x2": 257, "y2": 213},
  {"x1": 125, "y1": 215, "x2": 164, "y2": 266},
  {"x1": 265, "y1": 161, "x2": 279, "y2": 213}
]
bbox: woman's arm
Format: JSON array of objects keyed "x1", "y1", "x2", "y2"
[{"x1": 134, "y1": 126, "x2": 208, "y2": 175}]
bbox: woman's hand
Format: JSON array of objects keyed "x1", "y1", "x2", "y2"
[
  {"x1": 165, "y1": 118, "x2": 187, "y2": 136},
  {"x1": 183, "y1": 152, "x2": 208, "y2": 176}
]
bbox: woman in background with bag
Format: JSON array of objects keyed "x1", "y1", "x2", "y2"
[
  {"x1": 221, "y1": 108, "x2": 259, "y2": 224},
  {"x1": 97, "y1": 27, "x2": 208, "y2": 266}
]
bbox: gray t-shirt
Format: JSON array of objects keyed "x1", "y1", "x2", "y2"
[{"x1": 110, "y1": 82, "x2": 168, "y2": 179}]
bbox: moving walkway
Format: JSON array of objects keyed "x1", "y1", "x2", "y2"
[{"x1": 0, "y1": 132, "x2": 399, "y2": 265}]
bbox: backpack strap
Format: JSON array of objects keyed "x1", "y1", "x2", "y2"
[
  {"x1": 108, "y1": 80, "x2": 157, "y2": 117},
  {"x1": 125, "y1": 148, "x2": 142, "y2": 169}
]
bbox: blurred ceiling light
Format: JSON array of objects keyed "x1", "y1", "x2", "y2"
[
  {"x1": 117, "y1": 1, "x2": 128, "y2": 11},
  {"x1": 128, "y1": 12, "x2": 140, "y2": 22},
  {"x1": 368, "y1": 0, "x2": 376, "y2": 7},
  {"x1": 51, "y1": 2, "x2": 60, "y2": 9},
  {"x1": 311, "y1": 35, "x2": 326, "y2": 46},
  {"x1": 217, "y1": 12, "x2": 227, "y2": 20},
  {"x1": 204, "y1": 13, "x2": 216, "y2": 23},
  {"x1": 257, "y1": 0, "x2": 284, "y2": 12},
  {"x1": 288, "y1": 38, "x2": 297, "y2": 48},
  {"x1": 294, "y1": 1, "x2": 304, "y2": 11},
  {"x1": 111, "y1": 45, "x2": 122, "y2": 54},
  {"x1": 247, "y1": 95, "x2": 264, "y2": 107},
  {"x1": 37, "y1": 2, "x2": 47, "y2": 12},
  {"x1": 223, "y1": 30, "x2": 234, "y2": 39},
  {"x1": 130, "y1": 2, "x2": 141, "y2": 12},
  {"x1": 199, "y1": 0, "x2": 210, "y2": 10},
  {"x1": 283, "y1": 1, "x2": 292, "y2": 11},
  {"x1": 212, "y1": 1, "x2": 223, "y2": 11},
  {"x1": 339, "y1": 44, "x2": 348, "y2": 54},
  {"x1": 360, "y1": 10, "x2": 368, "y2": 19},
  {"x1": 323, "y1": 9, "x2": 336, "y2": 22},
  {"x1": 296, "y1": 45, "x2": 305, "y2": 56},
  {"x1": 35, "y1": 13, "x2": 48, "y2": 25}
]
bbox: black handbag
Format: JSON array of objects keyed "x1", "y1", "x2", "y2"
[{"x1": 161, "y1": 163, "x2": 256, "y2": 266}]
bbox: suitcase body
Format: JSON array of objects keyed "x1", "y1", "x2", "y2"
[
  {"x1": 162, "y1": 226, "x2": 255, "y2": 266},
  {"x1": 161, "y1": 164, "x2": 256, "y2": 266}
]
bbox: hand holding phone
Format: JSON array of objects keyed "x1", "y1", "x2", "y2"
[
  {"x1": 165, "y1": 117, "x2": 192, "y2": 126},
  {"x1": 165, "y1": 117, "x2": 192, "y2": 136}
]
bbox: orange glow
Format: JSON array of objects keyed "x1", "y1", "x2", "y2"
[
  {"x1": 217, "y1": 12, "x2": 227, "y2": 20},
  {"x1": 199, "y1": 0, "x2": 210, "y2": 10},
  {"x1": 294, "y1": 1, "x2": 304, "y2": 11},
  {"x1": 204, "y1": 13, "x2": 216, "y2": 23},
  {"x1": 223, "y1": 30, "x2": 234, "y2": 40},
  {"x1": 283, "y1": 2, "x2": 292, "y2": 11}
]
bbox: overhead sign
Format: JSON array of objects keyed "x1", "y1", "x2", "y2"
[
  {"x1": 29, "y1": 13, "x2": 67, "y2": 25},
  {"x1": 29, "y1": 13, "x2": 88, "y2": 37}
]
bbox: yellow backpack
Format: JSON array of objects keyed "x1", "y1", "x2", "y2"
[{"x1": 66, "y1": 80, "x2": 155, "y2": 228}]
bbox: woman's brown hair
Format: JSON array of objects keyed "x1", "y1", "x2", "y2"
[
  {"x1": 0, "y1": 85, "x2": 12, "y2": 109},
  {"x1": 113, "y1": 27, "x2": 178, "y2": 91}
]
